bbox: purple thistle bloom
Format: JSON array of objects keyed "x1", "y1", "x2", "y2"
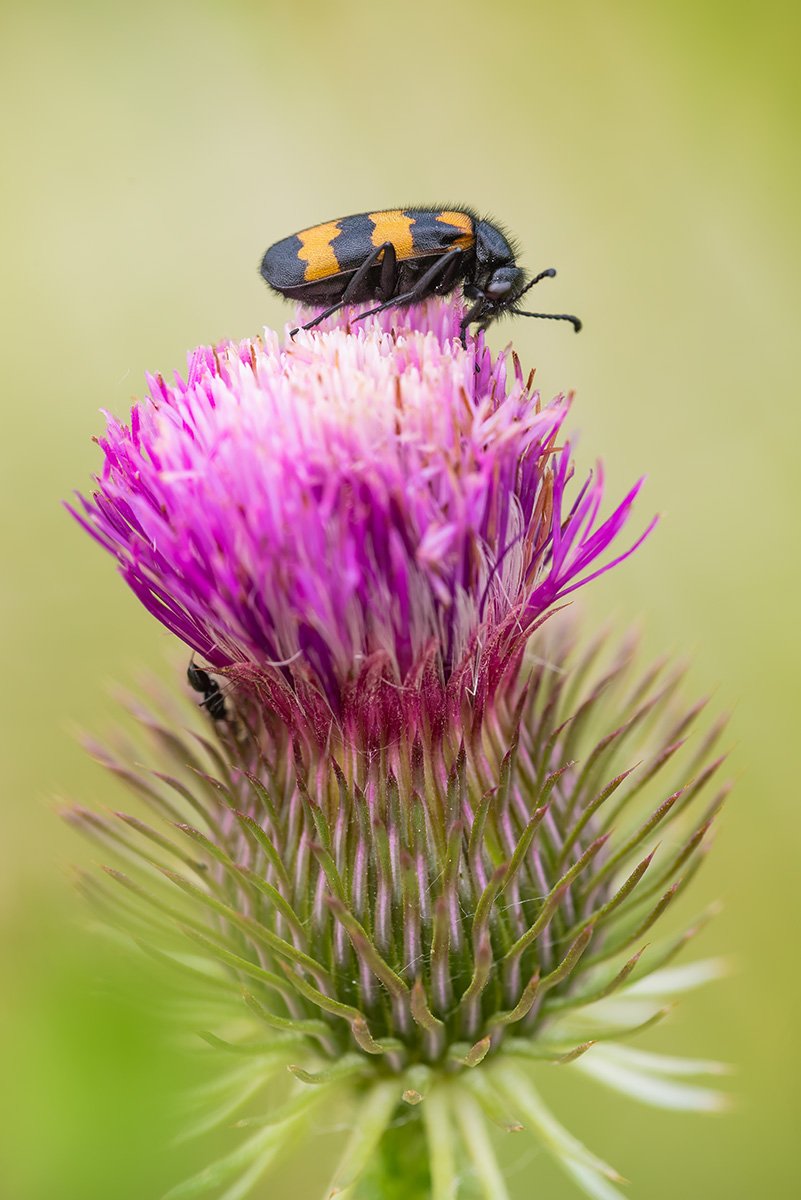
[
  {"x1": 68, "y1": 298, "x2": 728, "y2": 1200},
  {"x1": 70, "y1": 300, "x2": 653, "y2": 746}
]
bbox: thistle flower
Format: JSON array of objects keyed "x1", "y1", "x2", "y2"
[{"x1": 69, "y1": 299, "x2": 729, "y2": 1200}]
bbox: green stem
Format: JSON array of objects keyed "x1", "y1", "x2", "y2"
[{"x1": 353, "y1": 1108, "x2": 432, "y2": 1200}]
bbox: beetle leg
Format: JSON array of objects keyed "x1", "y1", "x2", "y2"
[
  {"x1": 351, "y1": 249, "x2": 465, "y2": 324},
  {"x1": 290, "y1": 304, "x2": 342, "y2": 336},
  {"x1": 459, "y1": 297, "x2": 488, "y2": 345},
  {"x1": 375, "y1": 241, "x2": 398, "y2": 300},
  {"x1": 434, "y1": 250, "x2": 465, "y2": 295},
  {"x1": 291, "y1": 243, "x2": 397, "y2": 335},
  {"x1": 340, "y1": 242, "x2": 397, "y2": 303}
]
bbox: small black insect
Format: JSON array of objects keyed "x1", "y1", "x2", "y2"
[
  {"x1": 260, "y1": 206, "x2": 581, "y2": 341},
  {"x1": 187, "y1": 658, "x2": 228, "y2": 722}
]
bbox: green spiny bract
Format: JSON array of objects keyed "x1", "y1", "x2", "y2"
[{"x1": 71, "y1": 627, "x2": 728, "y2": 1200}]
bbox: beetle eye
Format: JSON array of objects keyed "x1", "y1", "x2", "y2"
[
  {"x1": 487, "y1": 279, "x2": 513, "y2": 298},
  {"x1": 485, "y1": 266, "x2": 520, "y2": 299}
]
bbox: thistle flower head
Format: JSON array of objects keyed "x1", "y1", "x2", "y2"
[
  {"x1": 70, "y1": 299, "x2": 729, "y2": 1200},
  {"x1": 71, "y1": 302, "x2": 649, "y2": 748}
]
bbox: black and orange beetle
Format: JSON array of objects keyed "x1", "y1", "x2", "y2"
[{"x1": 260, "y1": 207, "x2": 581, "y2": 341}]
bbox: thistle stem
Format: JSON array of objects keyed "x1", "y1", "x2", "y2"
[{"x1": 352, "y1": 1108, "x2": 432, "y2": 1200}]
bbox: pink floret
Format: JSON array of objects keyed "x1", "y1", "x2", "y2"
[{"x1": 69, "y1": 298, "x2": 653, "y2": 739}]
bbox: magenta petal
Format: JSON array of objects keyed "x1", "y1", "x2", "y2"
[{"x1": 69, "y1": 297, "x2": 652, "y2": 741}]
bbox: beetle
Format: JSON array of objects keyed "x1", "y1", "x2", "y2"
[
  {"x1": 259, "y1": 207, "x2": 581, "y2": 341},
  {"x1": 187, "y1": 657, "x2": 229, "y2": 722}
]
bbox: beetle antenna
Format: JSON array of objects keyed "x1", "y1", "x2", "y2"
[
  {"x1": 516, "y1": 267, "x2": 557, "y2": 299},
  {"x1": 513, "y1": 310, "x2": 582, "y2": 332}
]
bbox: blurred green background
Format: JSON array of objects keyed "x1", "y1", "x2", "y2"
[{"x1": 1, "y1": 0, "x2": 798, "y2": 1195}]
